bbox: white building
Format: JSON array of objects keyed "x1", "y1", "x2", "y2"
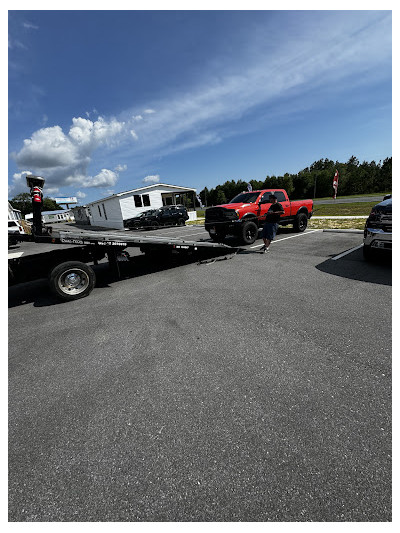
[
  {"x1": 25, "y1": 209, "x2": 74, "y2": 224},
  {"x1": 85, "y1": 184, "x2": 198, "y2": 229},
  {"x1": 71, "y1": 205, "x2": 91, "y2": 225},
  {"x1": 8, "y1": 202, "x2": 22, "y2": 221}
]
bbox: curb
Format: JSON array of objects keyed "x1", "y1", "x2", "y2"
[{"x1": 323, "y1": 229, "x2": 364, "y2": 234}]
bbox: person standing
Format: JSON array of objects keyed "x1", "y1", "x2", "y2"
[{"x1": 260, "y1": 194, "x2": 284, "y2": 252}]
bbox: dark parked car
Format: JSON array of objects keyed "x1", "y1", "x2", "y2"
[
  {"x1": 124, "y1": 205, "x2": 189, "y2": 229},
  {"x1": 363, "y1": 196, "x2": 392, "y2": 260}
]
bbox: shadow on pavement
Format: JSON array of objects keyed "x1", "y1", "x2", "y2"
[
  {"x1": 315, "y1": 249, "x2": 391, "y2": 286},
  {"x1": 8, "y1": 248, "x2": 238, "y2": 308}
]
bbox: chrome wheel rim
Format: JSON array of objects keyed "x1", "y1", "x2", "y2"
[{"x1": 58, "y1": 268, "x2": 89, "y2": 295}]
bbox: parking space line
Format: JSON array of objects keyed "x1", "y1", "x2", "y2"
[
  {"x1": 250, "y1": 229, "x2": 322, "y2": 248},
  {"x1": 331, "y1": 244, "x2": 363, "y2": 260}
]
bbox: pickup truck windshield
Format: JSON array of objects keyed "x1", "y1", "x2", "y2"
[{"x1": 229, "y1": 192, "x2": 260, "y2": 204}]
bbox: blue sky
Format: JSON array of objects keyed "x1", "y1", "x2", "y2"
[{"x1": 8, "y1": 9, "x2": 392, "y2": 204}]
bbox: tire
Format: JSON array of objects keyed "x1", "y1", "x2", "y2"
[
  {"x1": 48, "y1": 261, "x2": 96, "y2": 301},
  {"x1": 293, "y1": 212, "x2": 308, "y2": 232},
  {"x1": 241, "y1": 220, "x2": 258, "y2": 244},
  {"x1": 363, "y1": 244, "x2": 374, "y2": 261},
  {"x1": 209, "y1": 232, "x2": 226, "y2": 243},
  {"x1": 177, "y1": 218, "x2": 185, "y2": 226},
  {"x1": 151, "y1": 221, "x2": 159, "y2": 227}
]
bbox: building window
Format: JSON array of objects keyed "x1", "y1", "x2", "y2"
[
  {"x1": 98, "y1": 205, "x2": 102, "y2": 217},
  {"x1": 102, "y1": 203, "x2": 108, "y2": 220},
  {"x1": 142, "y1": 194, "x2": 151, "y2": 207},
  {"x1": 134, "y1": 195, "x2": 142, "y2": 207}
]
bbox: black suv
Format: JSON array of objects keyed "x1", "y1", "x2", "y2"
[
  {"x1": 363, "y1": 196, "x2": 392, "y2": 260},
  {"x1": 124, "y1": 205, "x2": 189, "y2": 229}
]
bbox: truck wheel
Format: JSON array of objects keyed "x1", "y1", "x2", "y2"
[
  {"x1": 48, "y1": 261, "x2": 96, "y2": 301},
  {"x1": 363, "y1": 244, "x2": 374, "y2": 261},
  {"x1": 209, "y1": 232, "x2": 226, "y2": 243},
  {"x1": 293, "y1": 212, "x2": 308, "y2": 232},
  {"x1": 177, "y1": 218, "x2": 186, "y2": 226},
  {"x1": 241, "y1": 220, "x2": 258, "y2": 244}
]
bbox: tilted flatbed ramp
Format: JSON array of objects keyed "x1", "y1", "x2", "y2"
[
  {"x1": 10, "y1": 229, "x2": 241, "y2": 301},
  {"x1": 16, "y1": 228, "x2": 239, "y2": 250},
  {"x1": 55, "y1": 229, "x2": 238, "y2": 251}
]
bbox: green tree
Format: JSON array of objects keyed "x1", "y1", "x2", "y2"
[
  {"x1": 10, "y1": 193, "x2": 62, "y2": 216},
  {"x1": 380, "y1": 157, "x2": 392, "y2": 192},
  {"x1": 215, "y1": 187, "x2": 227, "y2": 205},
  {"x1": 201, "y1": 155, "x2": 391, "y2": 204},
  {"x1": 43, "y1": 198, "x2": 63, "y2": 211}
]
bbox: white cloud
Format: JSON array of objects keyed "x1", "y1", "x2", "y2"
[
  {"x1": 115, "y1": 164, "x2": 127, "y2": 172},
  {"x1": 84, "y1": 169, "x2": 118, "y2": 188},
  {"x1": 116, "y1": 12, "x2": 391, "y2": 161},
  {"x1": 23, "y1": 22, "x2": 39, "y2": 30},
  {"x1": 143, "y1": 175, "x2": 160, "y2": 184},
  {"x1": 10, "y1": 116, "x2": 126, "y2": 195},
  {"x1": 76, "y1": 191, "x2": 86, "y2": 199},
  {"x1": 8, "y1": 38, "x2": 27, "y2": 50},
  {"x1": 9, "y1": 171, "x2": 32, "y2": 195},
  {"x1": 45, "y1": 187, "x2": 60, "y2": 194}
]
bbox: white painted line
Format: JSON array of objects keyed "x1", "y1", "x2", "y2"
[
  {"x1": 331, "y1": 244, "x2": 363, "y2": 261},
  {"x1": 312, "y1": 216, "x2": 367, "y2": 219},
  {"x1": 250, "y1": 229, "x2": 322, "y2": 249}
]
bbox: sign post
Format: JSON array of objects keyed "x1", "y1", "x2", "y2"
[{"x1": 26, "y1": 175, "x2": 45, "y2": 236}]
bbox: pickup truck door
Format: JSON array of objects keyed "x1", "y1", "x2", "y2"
[
  {"x1": 274, "y1": 192, "x2": 291, "y2": 217},
  {"x1": 258, "y1": 191, "x2": 291, "y2": 220},
  {"x1": 257, "y1": 192, "x2": 272, "y2": 219}
]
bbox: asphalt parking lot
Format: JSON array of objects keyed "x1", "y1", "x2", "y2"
[{"x1": 8, "y1": 225, "x2": 392, "y2": 522}]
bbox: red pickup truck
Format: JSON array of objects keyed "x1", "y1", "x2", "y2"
[{"x1": 205, "y1": 189, "x2": 313, "y2": 244}]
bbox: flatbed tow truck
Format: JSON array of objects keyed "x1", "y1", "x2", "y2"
[{"x1": 8, "y1": 176, "x2": 240, "y2": 301}]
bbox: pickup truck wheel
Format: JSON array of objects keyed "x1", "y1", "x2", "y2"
[
  {"x1": 241, "y1": 220, "x2": 258, "y2": 244},
  {"x1": 293, "y1": 212, "x2": 308, "y2": 232},
  {"x1": 209, "y1": 231, "x2": 226, "y2": 243},
  {"x1": 48, "y1": 261, "x2": 96, "y2": 301},
  {"x1": 177, "y1": 218, "x2": 186, "y2": 226}
]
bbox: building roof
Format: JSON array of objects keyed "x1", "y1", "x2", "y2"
[{"x1": 87, "y1": 183, "x2": 197, "y2": 205}]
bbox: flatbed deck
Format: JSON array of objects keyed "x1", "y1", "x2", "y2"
[
  {"x1": 13, "y1": 226, "x2": 238, "y2": 251},
  {"x1": 9, "y1": 225, "x2": 240, "y2": 301}
]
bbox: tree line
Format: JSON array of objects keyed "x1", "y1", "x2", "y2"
[
  {"x1": 197, "y1": 156, "x2": 392, "y2": 206},
  {"x1": 9, "y1": 155, "x2": 392, "y2": 214}
]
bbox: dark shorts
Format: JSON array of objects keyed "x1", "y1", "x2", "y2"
[{"x1": 262, "y1": 222, "x2": 279, "y2": 240}]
